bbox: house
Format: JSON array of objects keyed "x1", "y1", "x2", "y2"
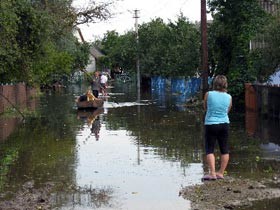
[
  {"x1": 74, "y1": 27, "x2": 104, "y2": 73},
  {"x1": 86, "y1": 45, "x2": 104, "y2": 73}
]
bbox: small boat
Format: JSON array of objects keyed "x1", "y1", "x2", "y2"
[{"x1": 76, "y1": 98, "x2": 104, "y2": 109}]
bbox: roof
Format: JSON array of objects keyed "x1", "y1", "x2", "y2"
[{"x1": 90, "y1": 46, "x2": 104, "y2": 59}]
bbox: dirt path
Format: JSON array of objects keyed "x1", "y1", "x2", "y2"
[{"x1": 180, "y1": 175, "x2": 280, "y2": 210}]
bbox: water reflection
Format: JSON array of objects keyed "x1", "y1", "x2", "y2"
[
  {"x1": 53, "y1": 186, "x2": 115, "y2": 210},
  {"x1": 1, "y1": 83, "x2": 279, "y2": 210},
  {"x1": 72, "y1": 83, "x2": 204, "y2": 209},
  {"x1": 77, "y1": 109, "x2": 104, "y2": 141},
  {"x1": 246, "y1": 110, "x2": 280, "y2": 160},
  {"x1": 0, "y1": 118, "x2": 21, "y2": 142}
]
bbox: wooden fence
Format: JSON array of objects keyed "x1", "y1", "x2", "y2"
[
  {"x1": 0, "y1": 83, "x2": 38, "y2": 142},
  {"x1": 0, "y1": 83, "x2": 37, "y2": 114},
  {"x1": 245, "y1": 83, "x2": 280, "y2": 119}
]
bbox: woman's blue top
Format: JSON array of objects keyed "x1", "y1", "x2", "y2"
[{"x1": 205, "y1": 91, "x2": 232, "y2": 125}]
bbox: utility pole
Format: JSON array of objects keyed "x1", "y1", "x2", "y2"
[
  {"x1": 133, "y1": 9, "x2": 140, "y2": 103},
  {"x1": 201, "y1": 0, "x2": 208, "y2": 98},
  {"x1": 133, "y1": 9, "x2": 141, "y2": 165}
]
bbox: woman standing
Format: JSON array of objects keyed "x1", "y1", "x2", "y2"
[
  {"x1": 91, "y1": 71, "x2": 100, "y2": 98},
  {"x1": 202, "y1": 75, "x2": 232, "y2": 181}
]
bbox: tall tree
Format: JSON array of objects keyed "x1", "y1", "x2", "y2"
[
  {"x1": 208, "y1": 0, "x2": 268, "y2": 98},
  {"x1": 250, "y1": 6, "x2": 280, "y2": 82},
  {"x1": 97, "y1": 16, "x2": 200, "y2": 78},
  {"x1": 0, "y1": 0, "x2": 114, "y2": 86}
]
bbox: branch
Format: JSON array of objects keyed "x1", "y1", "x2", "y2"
[{"x1": 74, "y1": 0, "x2": 116, "y2": 26}]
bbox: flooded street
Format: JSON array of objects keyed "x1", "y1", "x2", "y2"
[{"x1": 0, "y1": 81, "x2": 280, "y2": 209}]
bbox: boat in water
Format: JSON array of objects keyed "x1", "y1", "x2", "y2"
[{"x1": 76, "y1": 98, "x2": 104, "y2": 109}]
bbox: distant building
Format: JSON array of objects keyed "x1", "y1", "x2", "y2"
[
  {"x1": 73, "y1": 27, "x2": 104, "y2": 72},
  {"x1": 86, "y1": 46, "x2": 104, "y2": 73}
]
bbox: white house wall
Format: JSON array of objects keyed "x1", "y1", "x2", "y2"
[{"x1": 86, "y1": 55, "x2": 96, "y2": 72}]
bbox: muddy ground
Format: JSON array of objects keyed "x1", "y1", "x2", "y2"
[
  {"x1": 180, "y1": 174, "x2": 280, "y2": 210},
  {"x1": 0, "y1": 175, "x2": 280, "y2": 210},
  {"x1": 0, "y1": 181, "x2": 113, "y2": 210}
]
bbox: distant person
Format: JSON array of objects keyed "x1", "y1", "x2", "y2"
[
  {"x1": 202, "y1": 75, "x2": 232, "y2": 181},
  {"x1": 77, "y1": 89, "x2": 97, "y2": 102},
  {"x1": 100, "y1": 73, "x2": 108, "y2": 96},
  {"x1": 86, "y1": 89, "x2": 96, "y2": 101},
  {"x1": 91, "y1": 71, "x2": 100, "y2": 98}
]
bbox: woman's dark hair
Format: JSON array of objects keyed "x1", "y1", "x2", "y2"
[{"x1": 213, "y1": 75, "x2": 228, "y2": 91}]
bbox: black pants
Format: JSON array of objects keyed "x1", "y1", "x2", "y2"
[
  {"x1": 92, "y1": 90, "x2": 99, "y2": 98},
  {"x1": 205, "y1": 123, "x2": 229, "y2": 155}
]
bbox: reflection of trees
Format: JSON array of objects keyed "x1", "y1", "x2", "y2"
[
  {"x1": 105, "y1": 104, "x2": 204, "y2": 164},
  {"x1": 0, "y1": 92, "x2": 80, "y2": 195},
  {"x1": 0, "y1": 91, "x2": 116, "y2": 208},
  {"x1": 53, "y1": 186, "x2": 115, "y2": 209},
  {"x1": 226, "y1": 118, "x2": 280, "y2": 178}
]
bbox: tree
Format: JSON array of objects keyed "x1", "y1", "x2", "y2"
[
  {"x1": 0, "y1": 0, "x2": 21, "y2": 83},
  {"x1": 250, "y1": 12, "x2": 280, "y2": 82},
  {"x1": 208, "y1": 0, "x2": 268, "y2": 99},
  {"x1": 74, "y1": 0, "x2": 115, "y2": 26},
  {"x1": 139, "y1": 16, "x2": 200, "y2": 77},
  {"x1": 97, "y1": 16, "x2": 200, "y2": 78},
  {"x1": 98, "y1": 31, "x2": 136, "y2": 72},
  {"x1": 0, "y1": 0, "x2": 115, "y2": 86},
  {"x1": 167, "y1": 15, "x2": 200, "y2": 76},
  {"x1": 138, "y1": 18, "x2": 170, "y2": 76}
]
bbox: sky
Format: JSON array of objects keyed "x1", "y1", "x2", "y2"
[{"x1": 72, "y1": 0, "x2": 210, "y2": 42}]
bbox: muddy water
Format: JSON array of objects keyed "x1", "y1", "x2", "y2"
[{"x1": 0, "y1": 82, "x2": 279, "y2": 209}]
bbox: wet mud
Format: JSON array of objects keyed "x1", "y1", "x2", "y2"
[
  {"x1": 180, "y1": 174, "x2": 280, "y2": 210},
  {"x1": 0, "y1": 181, "x2": 54, "y2": 210}
]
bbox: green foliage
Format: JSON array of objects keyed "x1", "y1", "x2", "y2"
[
  {"x1": 208, "y1": 0, "x2": 268, "y2": 99},
  {"x1": 98, "y1": 15, "x2": 200, "y2": 77},
  {"x1": 250, "y1": 16, "x2": 280, "y2": 82},
  {"x1": 0, "y1": 0, "x2": 20, "y2": 82},
  {"x1": 98, "y1": 31, "x2": 136, "y2": 72},
  {"x1": 32, "y1": 42, "x2": 74, "y2": 85},
  {"x1": 139, "y1": 18, "x2": 171, "y2": 76},
  {"x1": 167, "y1": 16, "x2": 200, "y2": 76},
  {"x1": 0, "y1": 0, "x2": 92, "y2": 86},
  {"x1": 0, "y1": 147, "x2": 19, "y2": 191},
  {"x1": 139, "y1": 16, "x2": 200, "y2": 77}
]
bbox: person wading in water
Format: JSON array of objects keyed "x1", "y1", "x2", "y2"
[{"x1": 202, "y1": 75, "x2": 232, "y2": 181}]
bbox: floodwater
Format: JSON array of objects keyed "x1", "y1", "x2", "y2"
[{"x1": 0, "y1": 81, "x2": 280, "y2": 210}]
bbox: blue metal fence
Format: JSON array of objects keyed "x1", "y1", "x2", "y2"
[
  {"x1": 151, "y1": 76, "x2": 167, "y2": 108},
  {"x1": 151, "y1": 76, "x2": 203, "y2": 110},
  {"x1": 170, "y1": 77, "x2": 201, "y2": 96}
]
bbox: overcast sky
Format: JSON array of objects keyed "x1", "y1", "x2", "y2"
[{"x1": 72, "y1": 0, "x2": 210, "y2": 42}]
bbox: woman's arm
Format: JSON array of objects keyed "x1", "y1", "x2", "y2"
[{"x1": 228, "y1": 97, "x2": 232, "y2": 113}]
